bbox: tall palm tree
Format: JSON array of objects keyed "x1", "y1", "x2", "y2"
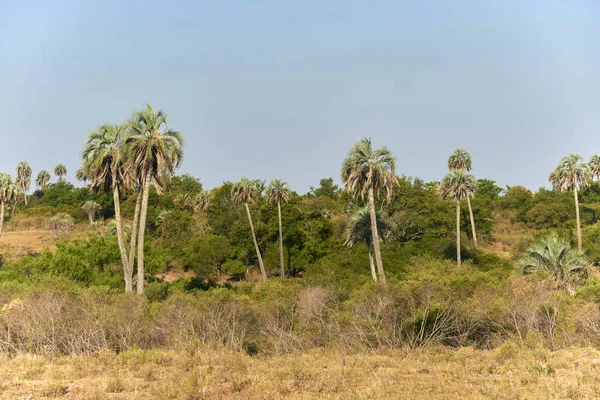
[
  {"x1": 344, "y1": 207, "x2": 389, "y2": 282},
  {"x1": 232, "y1": 178, "x2": 267, "y2": 279},
  {"x1": 125, "y1": 104, "x2": 183, "y2": 294},
  {"x1": 341, "y1": 138, "x2": 398, "y2": 284},
  {"x1": 83, "y1": 124, "x2": 134, "y2": 291},
  {"x1": 520, "y1": 233, "x2": 588, "y2": 295},
  {"x1": 265, "y1": 179, "x2": 292, "y2": 278},
  {"x1": 0, "y1": 173, "x2": 17, "y2": 237},
  {"x1": 549, "y1": 153, "x2": 591, "y2": 251},
  {"x1": 54, "y1": 164, "x2": 67, "y2": 182},
  {"x1": 75, "y1": 167, "x2": 89, "y2": 187},
  {"x1": 35, "y1": 170, "x2": 51, "y2": 190},
  {"x1": 447, "y1": 149, "x2": 478, "y2": 247},
  {"x1": 16, "y1": 161, "x2": 32, "y2": 206},
  {"x1": 440, "y1": 169, "x2": 477, "y2": 266}
]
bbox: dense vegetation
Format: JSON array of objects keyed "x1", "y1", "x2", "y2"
[{"x1": 1, "y1": 107, "x2": 600, "y2": 364}]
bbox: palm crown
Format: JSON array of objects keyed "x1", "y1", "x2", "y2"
[
  {"x1": 35, "y1": 171, "x2": 51, "y2": 190},
  {"x1": 439, "y1": 169, "x2": 477, "y2": 201},
  {"x1": 265, "y1": 179, "x2": 291, "y2": 204},
  {"x1": 345, "y1": 207, "x2": 389, "y2": 248},
  {"x1": 232, "y1": 178, "x2": 261, "y2": 204},
  {"x1": 83, "y1": 124, "x2": 131, "y2": 193},
  {"x1": 341, "y1": 138, "x2": 398, "y2": 200},
  {"x1": 520, "y1": 233, "x2": 588, "y2": 293},
  {"x1": 589, "y1": 154, "x2": 600, "y2": 180},
  {"x1": 125, "y1": 104, "x2": 183, "y2": 191},
  {"x1": 550, "y1": 153, "x2": 591, "y2": 191},
  {"x1": 448, "y1": 149, "x2": 472, "y2": 171},
  {"x1": 0, "y1": 174, "x2": 17, "y2": 203},
  {"x1": 54, "y1": 164, "x2": 67, "y2": 179}
]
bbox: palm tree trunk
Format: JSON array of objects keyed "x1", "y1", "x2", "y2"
[
  {"x1": 574, "y1": 188, "x2": 582, "y2": 251},
  {"x1": 23, "y1": 192, "x2": 27, "y2": 206},
  {"x1": 368, "y1": 244, "x2": 377, "y2": 282},
  {"x1": 113, "y1": 186, "x2": 131, "y2": 292},
  {"x1": 277, "y1": 200, "x2": 285, "y2": 278},
  {"x1": 245, "y1": 203, "x2": 267, "y2": 279},
  {"x1": 456, "y1": 199, "x2": 461, "y2": 266},
  {"x1": 0, "y1": 201, "x2": 4, "y2": 238},
  {"x1": 128, "y1": 187, "x2": 143, "y2": 285},
  {"x1": 368, "y1": 187, "x2": 386, "y2": 284},
  {"x1": 136, "y1": 172, "x2": 152, "y2": 295},
  {"x1": 10, "y1": 199, "x2": 16, "y2": 218},
  {"x1": 466, "y1": 195, "x2": 477, "y2": 248}
]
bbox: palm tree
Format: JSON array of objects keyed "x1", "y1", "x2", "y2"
[
  {"x1": 590, "y1": 154, "x2": 600, "y2": 181},
  {"x1": 440, "y1": 169, "x2": 477, "y2": 266},
  {"x1": 265, "y1": 179, "x2": 292, "y2": 278},
  {"x1": 83, "y1": 124, "x2": 134, "y2": 291},
  {"x1": 549, "y1": 153, "x2": 591, "y2": 251},
  {"x1": 520, "y1": 233, "x2": 588, "y2": 295},
  {"x1": 232, "y1": 178, "x2": 267, "y2": 279},
  {"x1": 448, "y1": 149, "x2": 478, "y2": 247},
  {"x1": 344, "y1": 207, "x2": 389, "y2": 282},
  {"x1": 16, "y1": 161, "x2": 32, "y2": 206},
  {"x1": 81, "y1": 200, "x2": 101, "y2": 224},
  {"x1": 54, "y1": 164, "x2": 67, "y2": 182},
  {"x1": 35, "y1": 170, "x2": 51, "y2": 190},
  {"x1": 341, "y1": 138, "x2": 398, "y2": 284},
  {"x1": 0, "y1": 173, "x2": 17, "y2": 237},
  {"x1": 125, "y1": 104, "x2": 183, "y2": 294},
  {"x1": 195, "y1": 190, "x2": 212, "y2": 211},
  {"x1": 75, "y1": 167, "x2": 89, "y2": 187}
]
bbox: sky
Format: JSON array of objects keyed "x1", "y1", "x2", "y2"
[{"x1": 1, "y1": 1, "x2": 599, "y2": 194}]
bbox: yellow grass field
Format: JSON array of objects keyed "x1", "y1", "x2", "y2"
[{"x1": 1, "y1": 346, "x2": 600, "y2": 399}]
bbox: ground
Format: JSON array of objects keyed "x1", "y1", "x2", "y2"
[{"x1": 0, "y1": 346, "x2": 599, "y2": 399}]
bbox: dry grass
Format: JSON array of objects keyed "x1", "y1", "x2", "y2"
[{"x1": 1, "y1": 346, "x2": 600, "y2": 399}]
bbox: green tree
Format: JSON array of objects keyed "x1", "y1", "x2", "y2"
[
  {"x1": 54, "y1": 164, "x2": 67, "y2": 182},
  {"x1": 83, "y1": 124, "x2": 134, "y2": 291},
  {"x1": 35, "y1": 170, "x2": 51, "y2": 190},
  {"x1": 477, "y1": 178, "x2": 503, "y2": 199},
  {"x1": 266, "y1": 179, "x2": 292, "y2": 278},
  {"x1": 0, "y1": 173, "x2": 17, "y2": 237},
  {"x1": 520, "y1": 233, "x2": 588, "y2": 295},
  {"x1": 344, "y1": 207, "x2": 389, "y2": 282},
  {"x1": 440, "y1": 169, "x2": 476, "y2": 266},
  {"x1": 232, "y1": 178, "x2": 267, "y2": 279},
  {"x1": 448, "y1": 149, "x2": 478, "y2": 247},
  {"x1": 549, "y1": 153, "x2": 591, "y2": 251},
  {"x1": 126, "y1": 104, "x2": 183, "y2": 294},
  {"x1": 309, "y1": 177, "x2": 340, "y2": 199},
  {"x1": 342, "y1": 138, "x2": 398, "y2": 284},
  {"x1": 16, "y1": 161, "x2": 32, "y2": 206}
]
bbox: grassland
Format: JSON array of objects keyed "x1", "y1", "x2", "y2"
[{"x1": 1, "y1": 346, "x2": 600, "y2": 399}]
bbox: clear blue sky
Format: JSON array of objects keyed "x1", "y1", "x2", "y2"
[{"x1": 1, "y1": 1, "x2": 599, "y2": 193}]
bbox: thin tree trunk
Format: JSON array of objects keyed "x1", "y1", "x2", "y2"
[
  {"x1": 113, "y1": 186, "x2": 131, "y2": 292},
  {"x1": 10, "y1": 200, "x2": 16, "y2": 218},
  {"x1": 368, "y1": 244, "x2": 377, "y2": 282},
  {"x1": 0, "y1": 201, "x2": 4, "y2": 238},
  {"x1": 277, "y1": 200, "x2": 285, "y2": 278},
  {"x1": 23, "y1": 192, "x2": 27, "y2": 206},
  {"x1": 456, "y1": 199, "x2": 461, "y2": 267},
  {"x1": 128, "y1": 187, "x2": 143, "y2": 285},
  {"x1": 466, "y1": 195, "x2": 477, "y2": 248},
  {"x1": 368, "y1": 188, "x2": 386, "y2": 285},
  {"x1": 574, "y1": 188, "x2": 582, "y2": 251},
  {"x1": 245, "y1": 203, "x2": 267, "y2": 279},
  {"x1": 136, "y1": 172, "x2": 152, "y2": 295}
]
